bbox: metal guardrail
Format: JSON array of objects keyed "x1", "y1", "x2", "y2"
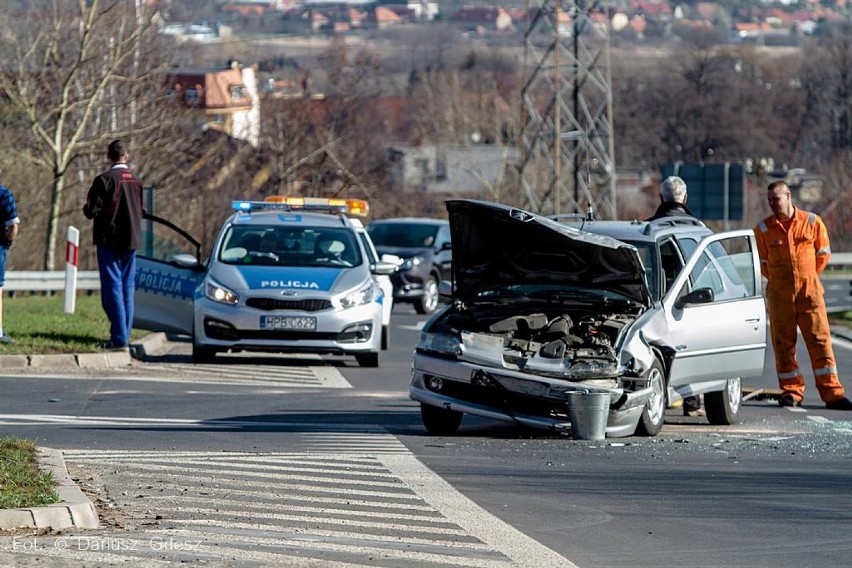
[
  {"x1": 4, "y1": 271, "x2": 100, "y2": 292},
  {"x1": 3, "y1": 253, "x2": 852, "y2": 294},
  {"x1": 825, "y1": 252, "x2": 852, "y2": 270}
]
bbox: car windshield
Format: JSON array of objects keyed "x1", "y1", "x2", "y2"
[
  {"x1": 474, "y1": 284, "x2": 638, "y2": 306},
  {"x1": 368, "y1": 223, "x2": 439, "y2": 248},
  {"x1": 218, "y1": 225, "x2": 362, "y2": 268}
]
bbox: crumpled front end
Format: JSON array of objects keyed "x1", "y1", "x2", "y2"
[{"x1": 411, "y1": 307, "x2": 657, "y2": 438}]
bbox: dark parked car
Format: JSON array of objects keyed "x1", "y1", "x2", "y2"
[{"x1": 367, "y1": 218, "x2": 452, "y2": 314}]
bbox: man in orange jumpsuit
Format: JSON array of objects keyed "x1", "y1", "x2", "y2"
[{"x1": 754, "y1": 181, "x2": 852, "y2": 410}]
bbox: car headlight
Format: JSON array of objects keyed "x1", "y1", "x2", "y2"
[
  {"x1": 338, "y1": 281, "x2": 376, "y2": 309},
  {"x1": 416, "y1": 332, "x2": 461, "y2": 356},
  {"x1": 204, "y1": 278, "x2": 239, "y2": 305},
  {"x1": 400, "y1": 256, "x2": 424, "y2": 271}
]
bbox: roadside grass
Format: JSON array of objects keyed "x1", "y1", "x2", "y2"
[
  {"x1": 1, "y1": 295, "x2": 145, "y2": 355},
  {"x1": 830, "y1": 310, "x2": 852, "y2": 326},
  {"x1": 0, "y1": 437, "x2": 59, "y2": 509}
]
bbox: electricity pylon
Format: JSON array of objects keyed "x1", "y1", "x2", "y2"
[{"x1": 519, "y1": 0, "x2": 616, "y2": 218}]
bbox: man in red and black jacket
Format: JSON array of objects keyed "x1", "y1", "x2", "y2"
[{"x1": 84, "y1": 139, "x2": 145, "y2": 349}]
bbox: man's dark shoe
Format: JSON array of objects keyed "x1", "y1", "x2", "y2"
[
  {"x1": 825, "y1": 397, "x2": 852, "y2": 411},
  {"x1": 98, "y1": 341, "x2": 127, "y2": 350},
  {"x1": 778, "y1": 394, "x2": 801, "y2": 407},
  {"x1": 0, "y1": 334, "x2": 12, "y2": 345}
]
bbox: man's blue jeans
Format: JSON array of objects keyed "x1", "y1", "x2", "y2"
[{"x1": 96, "y1": 246, "x2": 136, "y2": 346}]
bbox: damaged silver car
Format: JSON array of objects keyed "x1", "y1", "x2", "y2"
[{"x1": 410, "y1": 200, "x2": 767, "y2": 438}]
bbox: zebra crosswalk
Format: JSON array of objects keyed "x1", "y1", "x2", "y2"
[
  {"x1": 19, "y1": 444, "x2": 575, "y2": 567},
  {"x1": 0, "y1": 362, "x2": 351, "y2": 389}
]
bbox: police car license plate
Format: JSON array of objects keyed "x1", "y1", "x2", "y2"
[{"x1": 260, "y1": 316, "x2": 317, "y2": 330}]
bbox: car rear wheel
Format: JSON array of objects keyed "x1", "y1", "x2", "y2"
[
  {"x1": 420, "y1": 404, "x2": 463, "y2": 435},
  {"x1": 381, "y1": 325, "x2": 389, "y2": 350},
  {"x1": 415, "y1": 276, "x2": 439, "y2": 314},
  {"x1": 356, "y1": 352, "x2": 379, "y2": 367},
  {"x1": 635, "y1": 358, "x2": 666, "y2": 436},
  {"x1": 705, "y1": 378, "x2": 742, "y2": 425},
  {"x1": 192, "y1": 345, "x2": 218, "y2": 364}
]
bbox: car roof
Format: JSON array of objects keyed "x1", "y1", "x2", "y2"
[
  {"x1": 369, "y1": 217, "x2": 448, "y2": 225},
  {"x1": 227, "y1": 210, "x2": 354, "y2": 229},
  {"x1": 552, "y1": 217, "x2": 711, "y2": 244}
]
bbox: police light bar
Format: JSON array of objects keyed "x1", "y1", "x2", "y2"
[{"x1": 261, "y1": 196, "x2": 369, "y2": 217}]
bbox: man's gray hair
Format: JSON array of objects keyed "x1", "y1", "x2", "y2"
[{"x1": 660, "y1": 176, "x2": 688, "y2": 203}]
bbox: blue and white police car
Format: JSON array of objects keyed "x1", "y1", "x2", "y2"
[{"x1": 133, "y1": 197, "x2": 397, "y2": 366}]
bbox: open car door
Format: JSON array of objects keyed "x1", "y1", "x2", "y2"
[
  {"x1": 663, "y1": 230, "x2": 767, "y2": 388},
  {"x1": 134, "y1": 214, "x2": 205, "y2": 336}
]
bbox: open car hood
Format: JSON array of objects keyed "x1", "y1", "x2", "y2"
[{"x1": 446, "y1": 200, "x2": 651, "y2": 306}]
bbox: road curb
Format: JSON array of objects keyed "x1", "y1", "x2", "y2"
[
  {"x1": 0, "y1": 448, "x2": 99, "y2": 531},
  {"x1": 130, "y1": 332, "x2": 169, "y2": 360},
  {"x1": 0, "y1": 332, "x2": 167, "y2": 369}
]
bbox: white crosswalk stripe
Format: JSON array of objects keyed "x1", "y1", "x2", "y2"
[
  {"x1": 0, "y1": 363, "x2": 351, "y2": 388},
  {"x1": 39, "y1": 445, "x2": 575, "y2": 567}
]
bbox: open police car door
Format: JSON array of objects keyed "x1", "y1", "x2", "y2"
[{"x1": 134, "y1": 214, "x2": 205, "y2": 336}]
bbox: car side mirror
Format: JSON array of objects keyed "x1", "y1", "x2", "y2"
[
  {"x1": 168, "y1": 253, "x2": 202, "y2": 270},
  {"x1": 440, "y1": 242, "x2": 452, "y2": 251},
  {"x1": 372, "y1": 260, "x2": 398, "y2": 275},
  {"x1": 674, "y1": 287, "x2": 714, "y2": 309}
]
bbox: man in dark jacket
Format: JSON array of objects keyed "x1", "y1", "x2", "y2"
[
  {"x1": 0, "y1": 183, "x2": 20, "y2": 344},
  {"x1": 646, "y1": 176, "x2": 704, "y2": 416},
  {"x1": 84, "y1": 140, "x2": 145, "y2": 349}
]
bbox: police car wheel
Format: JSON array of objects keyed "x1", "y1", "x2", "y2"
[
  {"x1": 381, "y1": 325, "x2": 389, "y2": 350},
  {"x1": 356, "y1": 352, "x2": 379, "y2": 367},
  {"x1": 192, "y1": 345, "x2": 218, "y2": 363}
]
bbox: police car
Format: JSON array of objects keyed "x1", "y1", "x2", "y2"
[{"x1": 133, "y1": 197, "x2": 397, "y2": 366}]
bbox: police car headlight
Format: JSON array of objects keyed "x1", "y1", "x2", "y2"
[
  {"x1": 204, "y1": 278, "x2": 239, "y2": 305},
  {"x1": 416, "y1": 332, "x2": 461, "y2": 356},
  {"x1": 338, "y1": 282, "x2": 376, "y2": 309},
  {"x1": 401, "y1": 256, "x2": 424, "y2": 271}
]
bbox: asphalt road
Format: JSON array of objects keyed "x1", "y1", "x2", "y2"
[{"x1": 0, "y1": 303, "x2": 851, "y2": 567}]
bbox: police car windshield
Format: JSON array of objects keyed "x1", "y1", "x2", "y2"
[{"x1": 218, "y1": 226, "x2": 362, "y2": 268}]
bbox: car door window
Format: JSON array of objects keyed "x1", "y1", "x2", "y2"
[
  {"x1": 140, "y1": 215, "x2": 202, "y2": 266},
  {"x1": 675, "y1": 235, "x2": 756, "y2": 304}
]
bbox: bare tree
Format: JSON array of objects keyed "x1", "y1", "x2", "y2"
[{"x1": 0, "y1": 0, "x2": 161, "y2": 269}]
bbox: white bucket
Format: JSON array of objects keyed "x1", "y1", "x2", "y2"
[{"x1": 566, "y1": 391, "x2": 610, "y2": 440}]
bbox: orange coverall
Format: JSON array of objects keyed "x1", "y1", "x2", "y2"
[{"x1": 754, "y1": 208, "x2": 845, "y2": 403}]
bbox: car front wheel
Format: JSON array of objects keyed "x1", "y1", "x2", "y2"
[
  {"x1": 705, "y1": 378, "x2": 742, "y2": 425},
  {"x1": 415, "y1": 276, "x2": 439, "y2": 314},
  {"x1": 635, "y1": 358, "x2": 666, "y2": 436},
  {"x1": 420, "y1": 404, "x2": 463, "y2": 435}
]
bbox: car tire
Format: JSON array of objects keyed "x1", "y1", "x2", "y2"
[
  {"x1": 192, "y1": 344, "x2": 218, "y2": 364},
  {"x1": 705, "y1": 378, "x2": 742, "y2": 425},
  {"x1": 356, "y1": 352, "x2": 379, "y2": 367},
  {"x1": 415, "y1": 276, "x2": 439, "y2": 315},
  {"x1": 420, "y1": 404, "x2": 463, "y2": 435},
  {"x1": 635, "y1": 358, "x2": 666, "y2": 436},
  {"x1": 381, "y1": 325, "x2": 389, "y2": 350}
]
